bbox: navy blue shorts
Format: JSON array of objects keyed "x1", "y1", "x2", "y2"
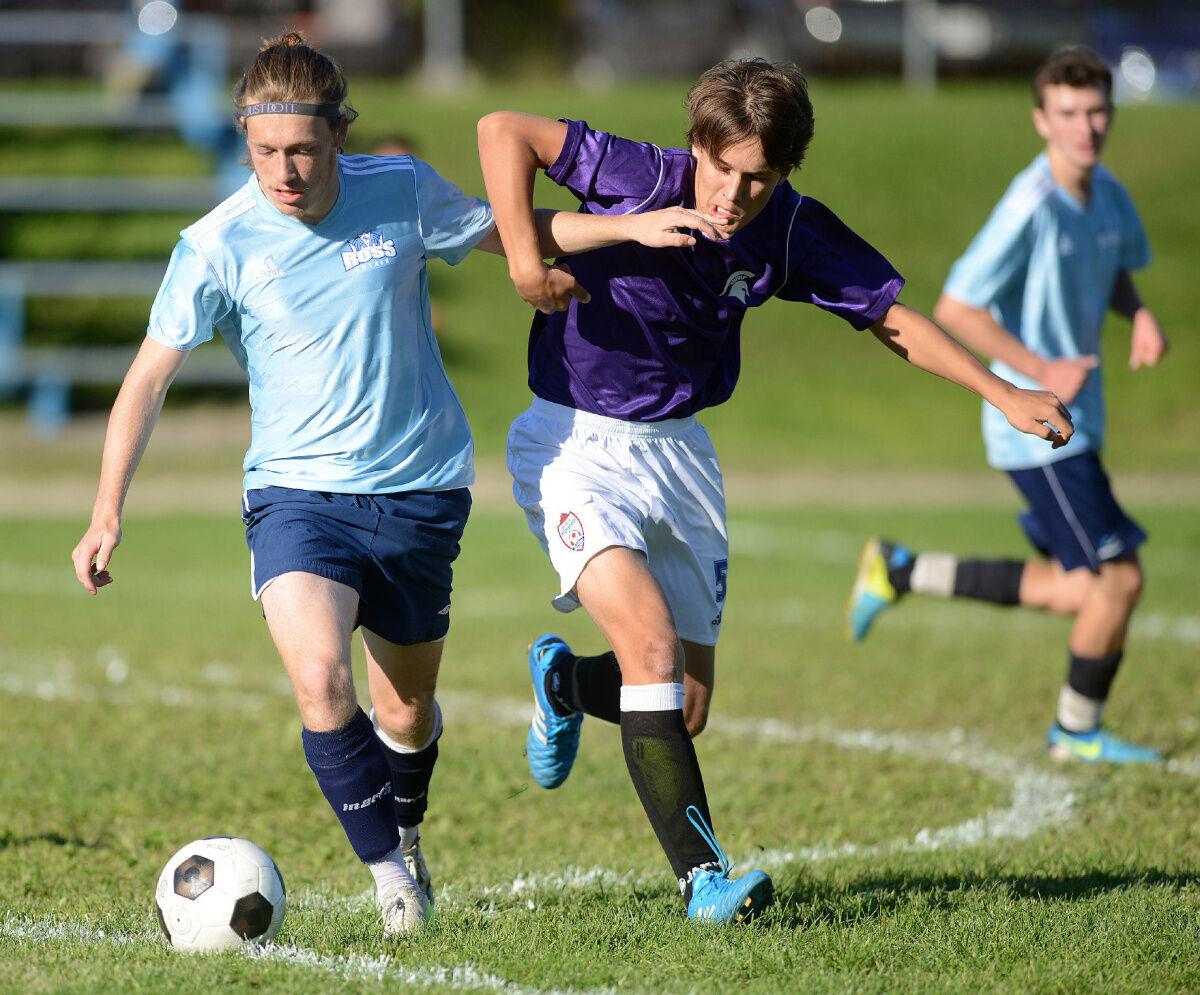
[
  {"x1": 242, "y1": 486, "x2": 471, "y2": 646},
  {"x1": 1007, "y1": 451, "x2": 1146, "y2": 573}
]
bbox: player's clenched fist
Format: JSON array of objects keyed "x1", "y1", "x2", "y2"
[
  {"x1": 511, "y1": 261, "x2": 591, "y2": 314},
  {"x1": 999, "y1": 386, "x2": 1074, "y2": 448},
  {"x1": 72, "y1": 522, "x2": 121, "y2": 595}
]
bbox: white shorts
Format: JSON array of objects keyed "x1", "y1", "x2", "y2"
[{"x1": 507, "y1": 398, "x2": 729, "y2": 646}]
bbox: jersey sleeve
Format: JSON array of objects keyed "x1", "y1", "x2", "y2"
[
  {"x1": 774, "y1": 198, "x2": 905, "y2": 330},
  {"x1": 545, "y1": 119, "x2": 667, "y2": 215},
  {"x1": 412, "y1": 159, "x2": 495, "y2": 266},
  {"x1": 146, "y1": 238, "x2": 231, "y2": 351},
  {"x1": 1116, "y1": 185, "x2": 1151, "y2": 271},
  {"x1": 942, "y1": 182, "x2": 1038, "y2": 308}
]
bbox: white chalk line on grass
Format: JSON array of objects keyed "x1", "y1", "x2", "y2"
[
  {"x1": 0, "y1": 915, "x2": 610, "y2": 995},
  {"x1": 1, "y1": 653, "x2": 1095, "y2": 900},
  {"x1": 0, "y1": 665, "x2": 1181, "y2": 990},
  {"x1": 4, "y1": 650, "x2": 1198, "y2": 792}
]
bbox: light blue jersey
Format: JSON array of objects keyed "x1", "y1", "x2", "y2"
[
  {"x1": 146, "y1": 154, "x2": 494, "y2": 492},
  {"x1": 943, "y1": 153, "x2": 1149, "y2": 470}
]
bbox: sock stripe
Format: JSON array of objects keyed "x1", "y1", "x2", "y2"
[
  {"x1": 620, "y1": 682, "x2": 684, "y2": 712},
  {"x1": 370, "y1": 701, "x2": 442, "y2": 754}
]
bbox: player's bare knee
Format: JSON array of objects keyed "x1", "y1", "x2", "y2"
[
  {"x1": 1042, "y1": 567, "x2": 1091, "y2": 615},
  {"x1": 683, "y1": 703, "x2": 709, "y2": 738},
  {"x1": 623, "y1": 634, "x2": 682, "y2": 684},
  {"x1": 1101, "y1": 558, "x2": 1144, "y2": 606},
  {"x1": 372, "y1": 692, "x2": 434, "y2": 742},
  {"x1": 292, "y1": 665, "x2": 356, "y2": 727}
]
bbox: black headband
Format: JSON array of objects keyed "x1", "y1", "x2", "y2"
[{"x1": 239, "y1": 101, "x2": 343, "y2": 120}]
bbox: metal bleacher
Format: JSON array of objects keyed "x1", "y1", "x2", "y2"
[{"x1": 0, "y1": 7, "x2": 242, "y2": 433}]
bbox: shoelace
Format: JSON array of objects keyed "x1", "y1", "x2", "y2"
[{"x1": 685, "y1": 804, "x2": 732, "y2": 877}]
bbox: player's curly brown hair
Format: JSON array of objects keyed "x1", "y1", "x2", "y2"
[
  {"x1": 686, "y1": 59, "x2": 814, "y2": 176},
  {"x1": 1032, "y1": 47, "x2": 1113, "y2": 108},
  {"x1": 233, "y1": 31, "x2": 358, "y2": 129}
]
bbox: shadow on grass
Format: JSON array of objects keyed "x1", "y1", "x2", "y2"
[
  {"x1": 770, "y1": 868, "x2": 1200, "y2": 929},
  {"x1": 0, "y1": 831, "x2": 105, "y2": 851}
]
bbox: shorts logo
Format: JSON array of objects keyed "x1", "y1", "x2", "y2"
[
  {"x1": 1096, "y1": 533, "x2": 1125, "y2": 560},
  {"x1": 341, "y1": 228, "x2": 397, "y2": 272},
  {"x1": 557, "y1": 511, "x2": 585, "y2": 551}
]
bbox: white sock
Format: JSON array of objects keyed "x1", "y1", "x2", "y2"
[
  {"x1": 1057, "y1": 685, "x2": 1103, "y2": 733},
  {"x1": 910, "y1": 552, "x2": 958, "y2": 597},
  {"x1": 620, "y1": 682, "x2": 685, "y2": 712},
  {"x1": 370, "y1": 702, "x2": 442, "y2": 754},
  {"x1": 368, "y1": 844, "x2": 415, "y2": 897},
  {"x1": 399, "y1": 825, "x2": 420, "y2": 850}
]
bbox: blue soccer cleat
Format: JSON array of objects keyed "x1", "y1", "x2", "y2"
[
  {"x1": 845, "y1": 537, "x2": 912, "y2": 642},
  {"x1": 687, "y1": 866, "x2": 775, "y2": 925},
  {"x1": 683, "y1": 806, "x2": 775, "y2": 925},
  {"x1": 1047, "y1": 723, "x2": 1162, "y2": 765},
  {"x1": 525, "y1": 634, "x2": 583, "y2": 789}
]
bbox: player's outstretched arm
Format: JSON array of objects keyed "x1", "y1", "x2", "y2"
[
  {"x1": 477, "y1": 111, "x2": 580, "y2": 314},
  {"x1": 934, "y1": 292, "x2": 1098, "y2": 404},
  {"x1": 71, "y1": 337, "x2": 187, "y2": 595},
  {"x1": 477, "y1": 111, "x2": 721, "y2": 314},
  {"x1": 871, "y1": 302, "x2": 1073, "y2": 448},
  {"x1": 1111, "y1": 270, "x2": 1169, "y2": 369}
]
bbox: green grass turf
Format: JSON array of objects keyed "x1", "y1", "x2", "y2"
[
  {"x1": 2, "y1": 503, "x2": 1198, "y2": 992},
  {"x1": 2, "y1": 79, "x2": 1198, "y2": 470}
]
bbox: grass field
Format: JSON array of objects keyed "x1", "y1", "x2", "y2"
[
  {"x1": 2, "y1": 76, "x2": 1199, "y2": 992},
  {"x1": 3, "y1": 497, "x2": 1199, "y2": 992}
]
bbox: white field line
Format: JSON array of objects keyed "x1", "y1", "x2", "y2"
[
  {"x1": 1, "y1": 668, "x2": 1189, "y2": 987},
  {"x1": 0, "y1": 915, "x2": 611, "y2": 995},
  {"x1": 3, "y1": 651, "x2": 1197, "y2": 792}
]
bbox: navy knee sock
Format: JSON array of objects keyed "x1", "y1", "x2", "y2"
[{"x1": 302, "y1": 707, "x2": 399, "y2": 863}]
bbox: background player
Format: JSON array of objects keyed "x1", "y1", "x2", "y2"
[
  {"x1": 478, "y1": 58, "x2": 1073, "y2": 925},
  {"x1": 847, "y1": 48, "x2": 1168, "y2": 765},
  {"x1": 70, "y1": 32, "x2": 722, "y2": 937}
]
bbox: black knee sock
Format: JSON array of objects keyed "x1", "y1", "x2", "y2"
[
  {"x1": 372, "y1": 706, "x2": 441, "y2": 830},
  {"x1": 620, "y1": 699, "x2": 720, "y2": 903},
  {"x1": 953, "y1": 559, "x2": 1025, "y2": 605},
  {"x1": 301, "y1": 707, "x2": 399, "y2": 863},
  {"x1": 895, "y1": 552, "x2": 1024, "y2": 604},
  {"x1": 1068, "y1": 650, "x2": 1123, "y2": 703},
  {"x1": 571, "y1": 651, "x2": 621, "y2": 723},
  {"x1": 889, "y1": 558, "x2": 915, "y2": 595}
]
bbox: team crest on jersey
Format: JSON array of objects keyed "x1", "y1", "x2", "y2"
[
  {"x1": 557, "y1": 511, "x2": 585, "y2": 551},
  {"x1": 341, "y1": 228, "x2": 397, "y2": 272},
  {"x1": 721, "y1": 270, "x2": 756, "y2": 303}
]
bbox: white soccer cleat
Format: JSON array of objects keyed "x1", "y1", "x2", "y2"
[
  {"x1": 402, "y1": 838, "x2": 434, "y2": 907},
  {"x1": 379, "y1": 871, "x2": 428, "y2": 936}
]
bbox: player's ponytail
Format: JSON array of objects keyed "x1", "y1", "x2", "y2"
[{"x1": 233, "y1": 32, "x2": 359, "y2": 129}]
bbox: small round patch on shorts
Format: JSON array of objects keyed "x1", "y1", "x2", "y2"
[{"x1": 557, "y1": 511, "x2": 585, "y2": 551}]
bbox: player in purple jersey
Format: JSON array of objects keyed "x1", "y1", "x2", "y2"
[
  {"x1": 478, "y1": 59, "x2": 1074, "y2": 924},
  {"x1": 70, "y1": 33, "x2": 747, "y2": 941}
]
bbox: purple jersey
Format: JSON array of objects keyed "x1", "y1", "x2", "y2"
[{"x1": 530, "y1": 119, "x2": 905, "y2": 421}]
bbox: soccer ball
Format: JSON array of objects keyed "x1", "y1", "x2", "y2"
[{"x1": 154, "y1": 837, "x2": 286, "y2": 952}]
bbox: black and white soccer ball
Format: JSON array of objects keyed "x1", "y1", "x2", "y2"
[{"x1": 154, "y1": 837, "x2": 286, "y2": 952}]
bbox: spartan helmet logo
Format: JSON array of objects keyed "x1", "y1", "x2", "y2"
[{"x1": 721, "y1": 270, "x2": 756, "y2": 303}]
